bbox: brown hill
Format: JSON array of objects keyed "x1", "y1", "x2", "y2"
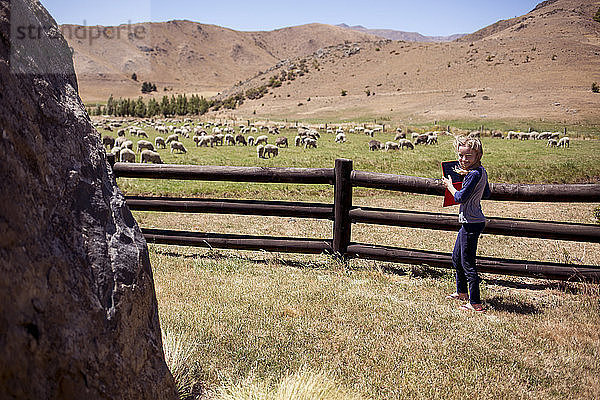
[
  {"x1": 216, "y1": 0, "x2": 600, "y2": 124},
  {"x1": 63, "y1": 21, "x2": 381, "y2": 102}
]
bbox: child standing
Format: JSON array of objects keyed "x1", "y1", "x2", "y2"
[{"x1": 442, "y1": 136, "x2": 491, "y2": 313}]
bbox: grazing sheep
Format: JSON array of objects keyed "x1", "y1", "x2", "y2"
[
  {"x1": 385, "y1": 141, "x2": 399, "y2": 151},
  {"x1": 165, "y1": 134, "x2": 179, "y2": 144},
  {"x1": 263, "y1": 144, "x2": 279, "y2": 158},
  {"x1": 468, "y1": 131, "x2": 481, "y2": 138},
  {"x1": 492, "y1": 130, "x2": 503, "y2": 138},
  {"x1": 102, "y1": 135, "x2": 115, "y2": 149},
  {"x1": 411, "y1": 132, "x2": 420, "y2": 141},
  {"x1": 368, "y1": 140, "x2": 382, "y2": 151},
  {"x1": 398, "y1": 139, "x2": 414, "y2": 150},
  {"x1": 140, "y1": 149, "x2": 163, "y2": 164},
  {"x1": 294, "y1": 135, "x2": 302, "y2": 147},
  {"x1": 335, "y1": 133, "x2": 347, "y2": 143},
  {"x1": 257, "y1": 144, "x2": 265, "y2": 158},
  {"x1": 255, "y1": 135, "x2": 269, "y2": 145},
  {"x1": 110, "y1": 146, "x2": 122, "y2": 158},
  {"x1": 115, "y1": 136, "x2": 127, "y2": 148},
  {"x1": 275, "y1": 137, "x2": 288, "y2": 147},
  {"x1": 136, "y1": 129, "x2": 149, "y2": 138},
  {"x1": 547, "y1": 138, "x2": 558, "y2": 147},
  {"x1": 414, "y1": 134, "x2": 429, "y2": 145},
  {"x1": 426, "y1": 134, "x2": 438, "y2": 145},
  {"x1": 213, "y1": 133, "x2": 224, "y2": 146},
  {"x1": 557, "y1": 137, "x2": 570, "y2": 148},
  {"x1": 364, "y1": 129, "x2": 374, "y2": 137},
  {"x1": 394, "y1": 132, "x2": 406, "y2": 140},
  {"x1": 224, "y1": 133, "x2": 235, "y2": 146},
  {"x1": 506, "y1": 131, "x2": 519, "y2": 140},
  {"x1": 121, "y1": 140, "x2": 134, "y2": 150},
  {"x1": 155, "y1": 136, "x2": 166, "y2": 149},
  {"x1": 235, "y1": 134, "x2": 247, "y2": 146},
  {"x1": 247, "y1": 136, "x2": 255, "y2": 146},
  {"x1": 304, "y1": 138, "x2": 317, "y2": 148},
  {"x1": 170, "y1": 141, "x2": 187, "y2": 153},
  {"x1": 117, "y1": 129, "x2": 126, "y2": 137},
  {"x1": 137, "y1": 139, "x2": 154, "y2": 152},
  {"x1": 119, "y1": 148, "x2": 136, "y2": 163}
]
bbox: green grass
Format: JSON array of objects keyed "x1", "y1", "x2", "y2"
[{"x1": 99, "y1": 121, "x2": 600, "y2": 199}]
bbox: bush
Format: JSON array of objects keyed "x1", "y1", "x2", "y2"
[{"x1": 592, "y1": 82, "x2": 600, "y2": 93}]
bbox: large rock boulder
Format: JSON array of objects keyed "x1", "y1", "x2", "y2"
[{"x1": 0, "y1": 1, "x2": 178, "y2": 398}]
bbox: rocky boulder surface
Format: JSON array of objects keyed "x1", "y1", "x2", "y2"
[{"x1": 0, "y1": 1, "x2": 177, "y2": 398}]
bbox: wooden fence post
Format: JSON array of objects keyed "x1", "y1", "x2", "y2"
[{"x1": 333, "y1": 159, "x2": 353, "y2": 256}]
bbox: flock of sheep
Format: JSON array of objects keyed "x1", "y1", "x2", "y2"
[{"x1": 97, "y1": 118, "x2": 571, "y2": 164}]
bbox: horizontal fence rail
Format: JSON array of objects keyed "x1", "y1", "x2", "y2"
[
  {"x1": 113, "y1": 163, "x2": 335, "y2": 185},
  {"x1": 111, "y1": 161, "x2": 600, "y2": 282},
  {"x1": 350, "y1": 170, "x2": 600, "y2": 202},
  {"x1": 126, "y1": 196, "x2": 334, "y2": 220},
  {"x1": 349, "y1": 207, "x2": 600, "y2": 243}
]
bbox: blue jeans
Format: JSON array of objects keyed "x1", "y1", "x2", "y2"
[{"x1": 452, "y1": 222, "x2": 485, "y2": 304}]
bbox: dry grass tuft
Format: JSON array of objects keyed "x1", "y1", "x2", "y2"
[
  {"x1": 162, "y1": 327, "x2": 204, "y2": 400},
  {"x1": 209, "y1": 369, "x2": 366, "y2": 400}
]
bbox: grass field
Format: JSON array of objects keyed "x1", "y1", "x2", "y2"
[{"x1": 98, "y1": 118, "x2": 600, "y2": 399}]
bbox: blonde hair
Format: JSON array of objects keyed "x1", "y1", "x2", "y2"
[{"x1": 453, "y1": 135, "x2": 483, "y2": 174}]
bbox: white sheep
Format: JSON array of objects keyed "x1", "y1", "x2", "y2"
[
  {"x1": 140, "y1": 149, "x2": 163, "y2": 164},
  {"x1": 304, "y1": 138, "x2": 317, "y2": 148},
  {"x1": 136, "y1": 129, "x2": 149, "y2": 138},
  {"x1": 263, "y1": 144, "x2": 279, "y2": 158},
  {"x1": 170, "y1": 141, "x2": 187, "y2": 153},
  {"x1": 115, "y1": 136, "x2": 127, "y2": 148},
  {"x1": 294, "y1": 135, "x2": 302, "y2": 146},
  {"x1": 247, "y1": 136, "x2": 255, "y2": 146},
  {"x1": 224, "y1": 133, "x2": 235, "y2": 145},
  {"x1": 385, "y1": 141, "x2": 399, "y2": 151},
  {"x1": 426, "y1": 134, "x2": 438, "y2": 145},
  {"x1": 155, "y1": 136, "x2": 166, "y2": 149},
  {"x1": 165, "y1": 134, "x2": 179, "y2": 144},
  {"x1": 137, "y1": 140, "x2": 154, "y2": 152},
  {"x1": 394, "y1": 132, "x2": 406, "y2": 140},
  {"x1": 235, "y1": 134, "x2": 247, "y2": 146},
  {"x1": 255, "y1": 135, "x2": 269, "y2": 145},
  {"x1": 275, "y1": 137, "x2": 288, "y2": 147},
  {"x1": 335, "y1": 133, "x2": 347, "y2": 143},
  {"x1": 121, "y1": 140, "x2": 134, "y2": 150},
  {"x1": 398, "y1": 139, "x2": 414, "y2": 150},
  {"x1": 557, "y1": 137, "x2": 570, "y2": 148},
  {"x1": 119, "y1": 148, "x2": 136, "y2": 163},
  {"x1": 213, "y1": 133, "x2": 224, "y2": 146},
  {"x1": 547, "y1": 138, "x2": 558, "y2": 147},
  {"x1": 257, "y1": 144, "x2": 265, "y2": 158}
]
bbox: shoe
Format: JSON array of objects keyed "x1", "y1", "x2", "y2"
[
  {"x1": 446, "y1": 292, "x2": 469, "y2": 301},
  {"x1": 459, "y1": 303, "x2": 486, "y2": 313}
]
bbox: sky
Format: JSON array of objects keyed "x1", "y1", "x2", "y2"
[{"x1": 40, "y1": 0, "x2": 542, "y2": 37}]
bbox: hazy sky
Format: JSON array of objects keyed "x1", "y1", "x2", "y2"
[{"x1": 40, "y1": 0, "x2": 542, "y2": 37}]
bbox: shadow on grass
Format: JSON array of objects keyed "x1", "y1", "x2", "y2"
[
  {"x1": 151, "y1": 246, "x2": 334, "y2": 270},
  {"x1": 485, "y1": 295, "x2": 540, "y2": 315},
  {"x1": 483, "y1": 277, "x2": 582, "y2": 294}
]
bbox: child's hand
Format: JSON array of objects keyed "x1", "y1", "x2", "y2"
[{"x1": 442, "y1": 175, "x2": 453, "y2": 189}]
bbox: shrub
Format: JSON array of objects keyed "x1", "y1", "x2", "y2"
[{"x1": 592, "y1": 82, "x2": 600, "y2": 93}]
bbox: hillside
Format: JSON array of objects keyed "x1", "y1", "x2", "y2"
[
  {"x1": 337, "y1": 23, "x2": 466, "y2": 42},
  {"x1": 215, "y1": 0, "x2": 600, "y2": 124},
  {"x1": 64, "y1": 21, "x2": 381, "y2": 102}
]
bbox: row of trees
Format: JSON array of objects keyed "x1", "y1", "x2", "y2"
[{"x1": 87, "y1": 94, "x2": 213, "y2": 117}]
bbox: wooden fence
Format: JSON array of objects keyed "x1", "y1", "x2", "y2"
[{"x1": 112, "y1": 159, "x2": 600, "y2": 282}]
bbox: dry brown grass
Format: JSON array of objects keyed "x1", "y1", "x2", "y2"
[{"x1": 144, "y1": 193, "x2": 600, "y2": 400}]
